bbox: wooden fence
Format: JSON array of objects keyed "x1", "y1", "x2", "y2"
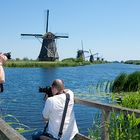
[{"x1": 74, "y1": 97, "x2": 140, "y2": 140}]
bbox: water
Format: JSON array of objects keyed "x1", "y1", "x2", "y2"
[{"x1": 0, "y1": 63, "x2": 140, "y2": 139}]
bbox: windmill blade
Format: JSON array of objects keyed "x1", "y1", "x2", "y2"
[
  {"x1": 81, "y1": 40, "x2": 84, "y2": 51},
  {"x1": 55, "y1": 35, "x2": 69, "y2": 38},
  {"x1": 46, "y1": 10, "x2": 49, "y2": 33},
  {"x1": 84, "y1": 51, "x2": 89, "y2": 53},
  {"x1": 21, "y1": 34, "x2": 43, "y2": 38},
  {"x1": 85, "y1": 56, "x2": 90, "y2": 58},
  {"x1": 89, "y1": 49, "x2": 92, "y2": 55},
  {"x1": 93, "y1": 53, "x2": 99, "y2": 56}
]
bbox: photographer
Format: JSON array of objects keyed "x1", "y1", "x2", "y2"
[
  {"x1": 0, "y1": 52, "x2": 11, "y2": 93},
  {"x1": 33, "y1": 79, "x2": 78, "y2": 140}
]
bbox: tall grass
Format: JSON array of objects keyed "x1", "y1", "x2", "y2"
[
  {"x1": 123, "y1": 71, "x2": 140, "y2": 92},
  {"x1": 88, "y1": 113, "x2": 102, "y2": 140},
  {"x1": 111, "y1": 73, "x2": 127, "y2": 93},
  {"x1": 109, "y1": 112, "x2": 140, "y2": 140},
  {"x1": 111, "y1": 71, "x2": 140, "y2": 92}
]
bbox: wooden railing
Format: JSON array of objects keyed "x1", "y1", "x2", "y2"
[
  {"x1": 1, "y1": 98, "x2": 140, "y2": 140},
  {"x1": 0, "y1": 118, "x2": 26, "y2": 140},
  {"x1": 74, "y1": 97, "x2": 140, "y2": 140}
]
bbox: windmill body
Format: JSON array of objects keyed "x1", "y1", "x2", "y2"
[
  {"x1": 76, "y1": 40, "x2": 89, "y2": 61},
  {"x1": 77, "y1": 50, "x2": 89, "y2": 61},
  {"x1": 21, "y1": 10, "x2": 68, "y2": 61},
  {"x1": 38, "y1": 32, "x2": 59, "y2": 61},
  {"x1": 86, "y1": 49, "x2": 99, "y2": 62}
]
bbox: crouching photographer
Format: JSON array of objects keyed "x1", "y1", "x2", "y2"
[
  {"x1": 0, "y1": 52, "x2": 11, "y2": 93},
  {"x1": 32, "y1": 79, "x2": 78, "y2": 140}
]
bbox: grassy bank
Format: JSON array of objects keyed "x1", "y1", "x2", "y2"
[
  {"x1": 125, "y1": 60, "x2": 140, "y2": 65},
  {"x1": 4, "y1": 60, "x2": 105, "y2": 68}
]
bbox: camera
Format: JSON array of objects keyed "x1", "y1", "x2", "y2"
[
  {"x1": 39, "y1": 86, "x2": 53, "y2": 98},
  {"x1": 3, "y1": 52, "x2": 11, "y2": 59}
]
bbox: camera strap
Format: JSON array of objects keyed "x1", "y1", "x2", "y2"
[
  {"x1": 0, "y1": 83, "x2": 4, "y2": 93},
  {"x1": 57, "y1": 93, "x2": 70, "y2": 140}
]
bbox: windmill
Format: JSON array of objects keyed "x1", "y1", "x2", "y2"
[
  {"x1": 21, "y1": 10, "x2": 68, "y2": 61},
  {"x1": 76, "y1": 40, "x2": 89, "y2": 61},
  {"x1": 87, "y1": 49, "x2": 99, "y2": 62}
]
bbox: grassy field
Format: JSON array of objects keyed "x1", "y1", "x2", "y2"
[{"x1": 4, "y1": 60, "x2": 105, "y2": 68}]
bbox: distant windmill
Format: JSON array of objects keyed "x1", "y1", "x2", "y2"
[
  {"x1": 86, "y1": 49, "x2": 99, "y2": 62},
  {"x1": 21, "y1": 10, "x2": 68, "y2": 61},
  {"x1": 76, "y1": 40, "x2": 89, "y2": 61},
  {"x1": 99, "y1": 55, "x2": 104, "y2": 61}
]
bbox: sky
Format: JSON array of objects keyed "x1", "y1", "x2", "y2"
[{"x1": 0, "y1": 0, "x2": 140, "y2": 61}]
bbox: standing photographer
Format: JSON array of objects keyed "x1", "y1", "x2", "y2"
[
  {"x1": 41, "y1": 79, "x2": 78, "y2": 140},
  {"x1": 0, "y1": 52, "x2": 11, "y2": 93}
]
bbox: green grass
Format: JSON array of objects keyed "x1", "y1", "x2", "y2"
[
  {"x1": 4, "y1": 60, "x2": 96, "y2": 68},
  {"x1": 125, "y1": 60, "x2": 140, "y2": 65},
  {"x1": 111, "y1": 71, "x2": 140, "y2": 92},
  {"x1": 109, "y1": 112, "x2": 140, "y2": 140},
  {"x1": 111, "y1": 73, "x2": 127, "y2": 93},
  {"x1": 112, "y1": 92, "x2": 140, "y2": 109},
  {"x1": 4, "y1": 59, "x2": 106, "y2": 68},
  {"x1": 76, "y1": 80, "x2": 140, "y2": 139},
  {"x1": 88, "y1": 91, "x2": 140, "y2": 140},
  {"x1": 88, "y1": 111, "x2": 140, "y2": 140}
]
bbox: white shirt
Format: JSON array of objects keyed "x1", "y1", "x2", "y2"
[
  {"x1": 0, "y1": 53, "x2": 7, "y2": 83},
  {"x1": 42, "y1": 89, "x2": 79, "y2": 140},
  {"x1": 0, "y1": 65, "x2": 5, "y2": 83}
]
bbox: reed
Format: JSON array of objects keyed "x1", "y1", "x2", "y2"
[
  {"x1": 88, "y1": 113, "x2": 102, "y2": 140},
  {"x1": 111, "y1": 71, "x2": 140, "y2": 93},
  {"x1": 123, "y1": 71, "x2": 140, "y2": 92}
]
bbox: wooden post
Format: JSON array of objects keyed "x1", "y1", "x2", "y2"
[{"x1": 101, "y1": 110, "x2": 110, "y2": 140}]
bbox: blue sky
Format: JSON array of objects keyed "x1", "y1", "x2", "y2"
[{"x1": 0, "y1": 0, "x2": 140, "y2": 61}]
